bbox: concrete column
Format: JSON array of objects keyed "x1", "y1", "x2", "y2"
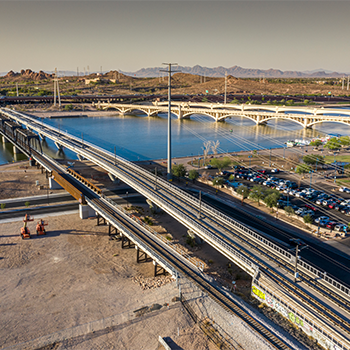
[
  {"x1": 108, "y1": 173, "x2": 119, "y2": 183},
  {"x1": 178, "y1": 105, "x2": 183, "y2": 119},
  {"x1": 79, "y1": 204, "x2": 96, "y2": 219},
  {"x1": 54, "y1": 141, "x2": 62, "y2": 150},
  {"x1": 13, "y1": 145, "x2": 20, "y2": 154},
  {"x1": 49, "y1": 177, "x2": 63, "y2": 189},
  {"x1": 2, "y1": 136, "x2": 8, "y2": 143}
]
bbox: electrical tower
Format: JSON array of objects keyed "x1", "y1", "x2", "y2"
[{"x1": 53, "y1": 68, "x2": 61, "y2": 108}]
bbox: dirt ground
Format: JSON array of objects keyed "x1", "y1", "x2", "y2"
[{"x1": 0, "y1": 213, "x2": 219, "y2": 350}]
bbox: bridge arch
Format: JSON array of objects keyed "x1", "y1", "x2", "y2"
[
  {"x1": 258, "y1": 116, "x2": 305, "y2": 128},
  {"x1": 181, "y1": 111, "x2": 216, "y2": 121},
  {"x1": 307, "y1": 120, "x2": 350, "y2": 128},
  {"x1": 216, "y1": 113, "x2": 258, "y2": 124}
]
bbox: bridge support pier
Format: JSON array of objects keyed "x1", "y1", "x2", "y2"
[
  {"x1": 96, "y1": 214, "x2": 107, "y2": 226},
  {"x1": 2, "y1": 136, "x2": 8, "y2": 143},
  {"x1": 187, "y1": 230, "x2": 203, "y2": 245},
  {"x1": 108, "y1": 173, "x2": 120, "y2": 183},
  {"x1": 49, "y1": 177, "x2": 63, "y2": 189},
  {"x1": 79, "y1": 204, "x2": 96, "y2": 220},
  {"x1": 77, "y1": 154, "x2": 84, "y2": 161},
  {"x1": 153, "y1": 261, "x2": 167, "y2": 277},
  {"x1": 121, "y1": 234, "x2": 135, "y2": 249},
  {"x1": 13, "y1": 145, "x2": 21, "y2": 154},
  {"x1": 136, "y1": 246, "x2": 151, "y2": 263},
  {"x1": 146, "y1": 199, "x2": 161, "y2": 213},
  {"x1": 54, "y1": 141, "x2": 62, "y2": 150}
]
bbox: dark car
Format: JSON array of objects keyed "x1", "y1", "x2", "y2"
[
  {"x1": 305, "y1": 204, "x2": 317, "y2": 212},
  {"x1": 326, "y1": 221, "x2": 337, "y2": 229}
]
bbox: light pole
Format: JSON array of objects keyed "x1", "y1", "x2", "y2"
[
  {"x1": 154, "y1": 167, "x2": 158, "y2": 190},
  {"x1": 241, "y1": 189, "x2": 244, "y2": 205},
  {"x1": 126, "y1": 191, "x2": 129, "y2": 207},
  {"x1": 161, "y1": 63, "x2": 178, "y2": 181},
  {"x1": 309, "y1": 170, "x2": 313, "y2": 189},
  {"x1": 269, "y1": 148, "x2": 271, "y2": 167},
  {"x1": 289, "y1": 238, "x2": 308, "y2": 283},
  {"x1": 224, "y1": 71, "x2": 227, "y2": 104},
  {"x1": 198, "y1": 191, "x2": 202, "y2": 219},
  {"x1": 248, "y1": 155, "x2": 252, "y2": 168}
]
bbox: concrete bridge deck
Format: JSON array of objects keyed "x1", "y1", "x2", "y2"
[{"x1": 97, "y1": 101, "x2": 350, "y2": 128}]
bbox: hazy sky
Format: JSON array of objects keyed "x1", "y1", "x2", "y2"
[{"x1": 1, "y1": 1, "x2": 349, "y2": 73}]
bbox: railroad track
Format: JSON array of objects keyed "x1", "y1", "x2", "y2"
[
  {"x1": 4, "y1": 110, "x2": 350, "y2": 344},
  {"x1": 91, "y1": 197, "x2": 292, "y2": 350}
]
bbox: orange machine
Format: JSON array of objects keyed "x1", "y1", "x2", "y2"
[
  {"x1": 36, "y1": 219, "x2": 48, "y2": 236},
  {"x1": 21, "y1": 214, "x2": 34, "y2": 239}
]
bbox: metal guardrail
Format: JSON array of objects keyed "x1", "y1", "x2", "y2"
[
  {"x1": 3, "y1": 108, "x2": 349, "y2": 298},
  {"x1": 100, "y1": 194, "x2": 205, "y2": 271},
  {"x1": 253, "y1": 278, "x2": 350, "y2": 350}
]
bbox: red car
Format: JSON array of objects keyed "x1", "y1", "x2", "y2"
[
  {"x1": 326, "y1": 221, "x2": 337, "y2": 229},
  {"x1": 305, "y1": 204, "x2": 317, "y2": 211},
  {"x1": 328, "y1": 202, "x2": 337, "y2": 209}
]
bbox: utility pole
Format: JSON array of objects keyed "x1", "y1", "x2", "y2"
[
  {"x1": 198, "y1": 190, "x2": 202, "y2": 218},
  {"x1": 77, "y1": 67, "x2": 79, "y2": 77},
  {"x1": 53, "y1": 68, "x2": 61, "y2": 108},
  {"x1": 84, "y1": 67, "x2": 86, "y2": 76},
  {"x1": 16, "y1": 83, "x2": 19, "y2": 97},
  {"x1": 224, "y1": 72, "x2": 227, "y2": 104},
  {"x1": 87, "y1": 65, "x2": 90, "y2": 75},
  {"x1": 342, "y1": 76, "x2": 345, "y2": 90},
  {"x1": 100, "y1": 66, "x2": 102, "y2": 75},
  {"x1": 161, "y1": 63, "x2": 179, "y2": 180},
  {"x1": 348, "y1": 76, "x2": 349, "y2": 91}
]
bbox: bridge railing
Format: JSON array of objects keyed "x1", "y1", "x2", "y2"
[
  {"x1": 5, "y1": 108, "x2": 349, "y2": 297},
  {"x1": 99, "y1": 194, "x2": 205, "y2": 271}
]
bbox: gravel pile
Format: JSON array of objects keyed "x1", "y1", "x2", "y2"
[{"x1": 132, "y1": 274, "x2": 174, "y2": 290}]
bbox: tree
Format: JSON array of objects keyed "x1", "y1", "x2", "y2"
[
  {"x1": 188, "y1": 169, "x2": 199, "y2": 182},
  {"x1": 249, "y1": 185, "x2": 265, "y2": 206},
  {"x1": 303, "y1": 214, "x2": 313, "y2": 225},
  {"x1": 210, "y1": 157, "x2": 232, "y2": 173},
  {"x1": 212, "y1": 177, "x2": 225, "y2": 188},
  {"x1": 295, "y1": 164, "x2": 311, "y2": 174},
  {"x1": 309, "y1": 139, "x2": 323, "y2": 147},
  {"x1": 264, "y1": 194, "x2": 278, "y2": 209},
  {"x1": 324, "y1": 137, "x2": 341, "y2": 151},
  {"x1": 284, "y1": 206, "x2": 295, "y2": 217},
  {"x1": 339, "y1": 136, "x2": 350, "y2": 147},
  {"x1": 211, "y1": 140, "x2": 220, "y2": 155},
  {"x1": 172, "y1": 164, "x2": 187, "y2": 178},
  {"x1": 202, "y1": 141, "x2": 212, "y2": 167},
  {"x1": 237, "y1": 185, "x2": 249, "y2": 203},
  {"x1": 303, "y1": 154, "x2": 324, "y2": 167}
]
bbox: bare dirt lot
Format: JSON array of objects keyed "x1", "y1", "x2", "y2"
[{"x1": 0, "y1": 213, "x2": 218, "y2": 350}]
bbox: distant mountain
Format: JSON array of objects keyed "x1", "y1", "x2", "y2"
[{"x1": 124, "y1": 65, "x2": 348, "y2": 78}]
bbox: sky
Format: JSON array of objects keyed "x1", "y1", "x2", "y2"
[{"x1": 0, "y1": 0, "x2": 349, "y2": 74}]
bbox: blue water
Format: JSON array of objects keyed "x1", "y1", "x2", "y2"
[{"x1": 1, "y1": 111, "x2": 350, "y2": 164}]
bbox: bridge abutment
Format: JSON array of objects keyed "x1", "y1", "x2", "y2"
[{"x1": 79, "y1": 204, "x2": 96, "y2": 219}]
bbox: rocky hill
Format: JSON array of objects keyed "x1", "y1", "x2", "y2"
[
  {"x1": 125, "y1": 65, "x2": 347, "y2": 78},
  {"x1": 4, "y1": 69, "x2": 52, "y2": 81}
]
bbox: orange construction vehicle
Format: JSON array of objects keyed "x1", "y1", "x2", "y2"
[
  {"x1": 21, "y1": 214, "x2": 34, "y2": 239},
  {"x1": 36, "y1": 219, "x2": 48, "y2": 236}
]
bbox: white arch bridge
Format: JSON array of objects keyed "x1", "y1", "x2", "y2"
[{"x1": 95, "y1": 101, "x2": 350, "y2": 129}]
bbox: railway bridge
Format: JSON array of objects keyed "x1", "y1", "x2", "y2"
[
  {"x1": 1, "y1": 107, "x2": 350, "y2": 350},
  {"x1": 97, "y1": 101, "x2": 350, "y2": 128}
]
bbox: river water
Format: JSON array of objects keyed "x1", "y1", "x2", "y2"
[{"x1": 1, "y1": 111, "x2": 350, "y2": 165}]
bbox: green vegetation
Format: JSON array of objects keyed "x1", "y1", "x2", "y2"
[
  {"x1": 0, "y1": 203, "x2": 6, "y2": 210},
  {"x1": 143, "y1": 216, "x2": 153, "y2": 226},
  {"x1": 284, "y1": 206, "x2": 295, "y2": 217},
  {"x1": 210, "y1": 157, "x2": 231, "y2": 172},
  {"x1": 212, "y1": 176, "x2": 225, "y2": 187},
  {"x1": 302, "y1": 154, "x2": 325, "y2": 167},
  {"x1": 303, "y1": 214, "x2": 313, "y2": 225},
  {"x1": 249, "y1": 185, "x2": 265, "y2": 206},
  {"x1": 171, "y1": 164, "x2": 187, "y2": 178},
  {"x1": 24, "y1": 201, "x2": 30, "y2": 208},
  {"x1": 324, "y1": 137, "x2": 341, "y2": 151},
  {"x1": 309, "y1": 139, "x2": 323, "y2": 147},
  {"x1": 295, "y1": 164, "x2": 311, "y2": 174},
  {"x1": 188, "y1": 169, "x2": 199, "y2": 181},
  {"x1": 64, "y1": 104, "x2": 74, "y2": 111},
  {"x1": 237, "y1": 185, "x2": 250, "y2": 202}
]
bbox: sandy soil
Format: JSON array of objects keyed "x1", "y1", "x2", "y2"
[{"x1": 0, "y1": 213, "x2": 218, "y2": 350}]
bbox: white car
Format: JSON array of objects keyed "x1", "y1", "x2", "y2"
[{"x1": 339, "y1": 187, "x2": 350, "y2": 194}]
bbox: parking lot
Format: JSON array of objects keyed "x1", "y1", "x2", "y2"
[{"x1": 204, "y1": 165, "x2": 350, "y2": 235}]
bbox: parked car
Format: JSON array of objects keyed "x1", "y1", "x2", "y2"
[
  {"x1": 315, "y1": 216, "x2": 330, "y2": 224},
  {"x1": 271, "y1": 168, "x2": 280, "y2": 173},
  {"x1": 319, "y1": 219, "x2": 330, "y2": 227},
  {"x1": 339, "y1": 187, "x2": 350, "y2": 193},
  {"x1": 328, "y1": 202, "x2": 337, "y2": 209},
  {"x1": 326, "y1": 221, "x2": 338, "y2": 229},
  {"x1": 305, "y1": 204, "x2": 317, "y2": 211},
  {"x1": 335, "y1": 224, "x2": 348, "y2": 232}
]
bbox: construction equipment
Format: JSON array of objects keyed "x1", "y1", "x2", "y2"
[
  {"x1": 36, "y1": 219, "x2": 48, "y2": 236},
  {"x1": 21, "y1": 214, "x2": 34, "y2": 239}
]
